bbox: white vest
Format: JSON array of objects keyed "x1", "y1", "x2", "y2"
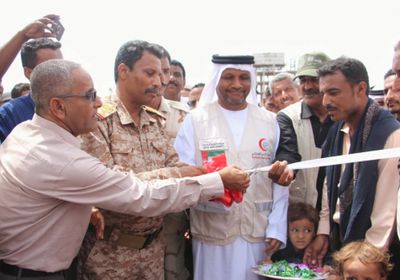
[
  {"x1": 190, "y1": 102, "x2": 278, "y2": 245},
  {"x1": 281, "y1": 101, "x2": 321, "y2": 207}
]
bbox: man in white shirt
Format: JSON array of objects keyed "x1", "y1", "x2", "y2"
[
  {"x1": 174, "y1": 55, "x2": 293, "y2": 280},
  {"x1": 0, "y1": 59, "x2": 251, "y2": 280}
]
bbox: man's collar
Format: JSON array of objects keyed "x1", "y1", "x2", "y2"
[
  {"x1": 32, "y1": 114, "x2": 80, "y2": 148},
  {"x1": 300, "y1": 101, "x2": 314, "y2": 119},
  {"x1": 340, "y1": 123, "x2": 350, "y2": 134},
  {"x1": 157, "y1": 96, "x2": 171, "y2": 114},
  {"x1": 115, "y1": 99, "x2": 134, "y2": 125},
  {"x1": 115, "y1": 99, "x2": 157, "y2": 127}
]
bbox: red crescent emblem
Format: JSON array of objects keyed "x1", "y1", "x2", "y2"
[{"x1": 258, "y1": 138, "x2": 267, "y2": 152}]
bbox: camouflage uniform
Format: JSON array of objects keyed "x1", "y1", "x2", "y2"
[
  {"x1": 158, "y1": 97, "x2": 191, "y2": 280},
  {"x1": 80, "y1": 98, "x2": 184, "y2": 280}
]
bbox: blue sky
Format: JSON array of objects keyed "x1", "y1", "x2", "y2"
[{"x1": 1, "y1": 0, "x2": 399, "y2": 95}]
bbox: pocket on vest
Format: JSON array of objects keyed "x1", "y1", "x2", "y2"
[{"x1": 252, "y1": 200, "x2": 273, "y2": 237}]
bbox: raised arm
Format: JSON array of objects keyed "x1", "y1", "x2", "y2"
[{"x1": 0, "y1": 14, "x2": 61, "y2": 79}]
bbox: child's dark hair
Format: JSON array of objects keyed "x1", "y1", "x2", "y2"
[{"x1": 288, "y1": 202, "x2": 319, "y2": 230}]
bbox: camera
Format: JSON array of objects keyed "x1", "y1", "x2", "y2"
[{"x1": 52, "y1": 19, "x2": 64, "y2": 41}]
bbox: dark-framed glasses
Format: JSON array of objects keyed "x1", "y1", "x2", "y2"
[{"x1": 58, "y1": 89, "x2": 97, "y2": 102}]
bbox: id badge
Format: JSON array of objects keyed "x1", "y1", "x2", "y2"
[
  {"x1": 199, "y1": 138, "x2": 228, "y2": 172},
  {"x1": 199, "y1": 138, "x2": 243, "y2": 206}
]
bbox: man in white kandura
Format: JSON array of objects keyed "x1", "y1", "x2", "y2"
[{"x1": 174, "y1": 54, "x2": 294, "y2": 280}]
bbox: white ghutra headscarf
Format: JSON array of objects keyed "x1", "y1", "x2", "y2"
[{"x1": 198, "y1": 60, "x2": 258, "y2": 107}]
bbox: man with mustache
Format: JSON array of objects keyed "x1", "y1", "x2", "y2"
[
  {"x1": 0, "y1": 59, "x2": 250, "y2": 280},
  {"x1": 305, "y1": 57, "x2": 400, "y2": 275},
  {"x1": 174, "y1": 54, "x2": 294, "y2": 280},
  {"x1": 383, "y1": 69, "x2": 397, "y2": 113},
  {"x1": 148, "y1": 47, "x2": 190, "y2": 144},
  {"x1": 275, "y1": 52, "x2": 333, "y2": 209},
  {"x1": 147, "y1": 46, "x2": 193, "y2": 280},
  {"x1": 387, "y1": 44, "x2": 400, "y2": 121},
  {"x1": 164, "y1": 60, "x2": 186, "y2": 102},
  {"x1": 79, "y1": 40, "x2": 204, "y2": 279}
]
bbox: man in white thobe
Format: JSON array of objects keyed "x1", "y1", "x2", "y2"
[{"x1": 174, "y1": 55, "x2": 293, "y2": 280}]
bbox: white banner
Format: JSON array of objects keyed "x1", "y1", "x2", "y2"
[{"x1": 246, "y1": 147, "x2": 400, "y2": 175}]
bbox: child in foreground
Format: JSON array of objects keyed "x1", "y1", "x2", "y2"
[
  {"x1": 331, "y1": 241, "x2": 392, "y2": 280},
  {"x1": 272, "y1": 202, "x2": 319, "y2": 264}
]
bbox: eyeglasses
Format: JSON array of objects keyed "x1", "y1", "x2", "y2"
[{"x1": 58, "y1": 89, "x2": 97, "y2": 102}]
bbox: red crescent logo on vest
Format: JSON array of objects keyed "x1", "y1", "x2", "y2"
[{"x1": 258, "y1": 138, "x2": 268, "y2": 152}]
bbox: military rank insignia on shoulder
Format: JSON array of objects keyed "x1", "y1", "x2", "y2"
[
  {"x1": 143, "y1": 105, "x2": 167, "y2": 119},
  {"x1": 96, "y1": 102, "x2": 117, "y2": 120}
]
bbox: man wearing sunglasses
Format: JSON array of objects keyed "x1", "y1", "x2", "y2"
[{"x1": 0, "y1": 59, "x2": 251, "y2": 280}]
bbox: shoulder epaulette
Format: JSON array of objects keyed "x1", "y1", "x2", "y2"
[
  {"x1": 166, "y1": 100, "x2": 190, "y2": 113},
  {"x1": 96, "y1": 102, "x2": 117, "y2": 120},
  {"x1": 143, "y1": 105, "x2": 166, "y2": 119}
]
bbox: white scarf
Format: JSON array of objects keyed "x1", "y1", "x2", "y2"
[{"x1": 198, "y1": 63, "x2": 258, "y2": 106}]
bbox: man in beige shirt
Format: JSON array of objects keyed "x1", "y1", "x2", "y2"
[
  {"x1": 149, "y1": 46, "x2": 189, "y2": 143},
  {"x1": 0, "y1": 59, "x2": 251, "y2": 280},
  {"x1": 304, "y1": 57, "x2": 400, "y2": 268}
]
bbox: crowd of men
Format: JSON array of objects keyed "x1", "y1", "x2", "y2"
[{"x1": 0, "y1": 14, "x2": 399, "y2": 280}]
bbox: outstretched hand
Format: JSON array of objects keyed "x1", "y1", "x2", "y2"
[
  {"x1": 268, "y1": 160, "x2": 294, "y2": 186},
  {"x1": 303, "y1": 234, "x2": 329, "y2": 267},
  {"x1": 218, "y1": 165, "x2": 250, "y2": 192}
]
